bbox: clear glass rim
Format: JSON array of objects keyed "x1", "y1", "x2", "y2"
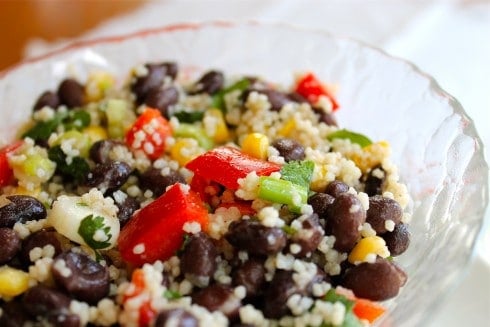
[{"x1": 1, "y1": 20, "x2": 488, "y2": 325}]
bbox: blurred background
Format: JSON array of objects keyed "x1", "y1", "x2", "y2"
[{"x1": 0, "y1": 0, "x2": 488, "y2": 325}]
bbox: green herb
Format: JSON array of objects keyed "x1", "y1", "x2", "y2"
[
  {"x1": 63, "y1": 110, "x2": 91, "y2": 131},
  {"x1": 77, "y1": 202, "x2": 89, "y2": 207},
  {"x1": 321, "y1": 289, "x2": 362, "y2": 327},
  {"x1": 173, "y1": 110, "x2": 205, "y2": 123},
  {"x1": 280, "y1": 160, "x2": 314, "y2": 189},
  {"x1": 211, "y1": 78, "x2": 250, "y2": 111},
  {"x1": 326, "y1": 129, "x2": 372, "y2": 148},
  {"x1": 78, "y1": 214, "x2": 112, "y2": 249},
  {"x1": 163, "y1": 289, "x2": 182, "y2": 300},
  {"x1": 22, "y1": 110, "x2": 91, "y2": 142},
  {"x1": 48, "y1": 145, "x2": 90, "y2": 183},
  {"x1": 22, "y1": 114, "x2": 65, "y2": 142}
]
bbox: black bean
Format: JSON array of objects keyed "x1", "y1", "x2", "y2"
[
  {"x1": 263, "y1": 270, "x2": 300, "y2": 318},
  {"x1": 325, "y1": 193, "x2": 366, "y2": 252},
  {"x1": 180, "y1": 232, "x2": 218, "y2": 288},
  {"x1": 0, "y1": 228, "x2": 21, "y2": 264},
  {"x1": 139, "y1": 167, "x2": 185, "y2": 197},
  {"x1": 0, "y1": 300, "x2": 29, "y2": 327},
  {"x1": 287, "y1": 92, "x2": 308, "y2": 104},
  {"x1": 383, "y1": 223, "x2": 410, "y2": 256},
  {"x1": 86, "y1": 161, "x2": 132, "y2": 193},
  {"x1": 325, "y1": 180, "x2": 350, "y2": 198},
  {"x1": 89, "y1": 139, "x2": 124, "y2": 164},
  {"x1": 290, "y1": 214, "x2": 324, "y2": 257},
  {"x1": 192, "y1": 284, "x2": 241, "y2": 319},
  {"x1": 154, "y1": 308, "x2": 198, "y2": 327},
  {"x1": 52, "y1": 251, "x2": 110, "y2": 304},
  {"x1": 259, "y1": 89, "x2": 292, "y2": 111},
  {"x1": 225, "y1": 219, "x2": 287, "y2": 256},
  {"x1": 47, "y1": 312, "x2": 81, "y2": 327},
  {"x1": 366, "y1": 195, "x2": 403, "y2": 234},
  {"x1": 33, "y1": 91, "x2": 60, "y2": 111},
  {"x1": 20, "y1": 229, "x2": 63, "y2": 264},
  {"x1": 22, "y1": 284, "x2": 71, "y2": 317},
  {"x1": 342, "y1": 258, "x2": 407, "y2": 301},
  {"x1": 145, "y1": 86, "x2": 179, "y2": 119},
  {"x1": 312, "y1": 107, "x2": 337, "y2": 126},
  {"x1": 163, "y1": 62, "x2": 179, "y2": 80},
  {"x1": 308, "y1": 192, "x2": 334, "y2": 218},
  {"x1": 271, "y1": 138, "x2": 305, "y2": 162},
  {"x1": 232, "y1": 258, "x2": 266, "y2": 298},
  {"x1": 191, "y1": 70, "x2": 224, "y2": 95},
  {"x1": 0, "y1": 195, "x2": 47, "y2": 228},
  {"x1": 57, "y1": 78, "x2": 84, "y2": 108},
  {"x1": 114, "y1": 195, "x2": 140, "y2": 227},
  {"x1": 363, "y1": 166, "x2": 385, "y2": 196},
  {"x1": 131, "y1": 62, "x2": 177, "y2": 103}
]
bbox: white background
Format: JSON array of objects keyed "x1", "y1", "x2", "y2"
[{"x1": 24, "y1": 0, "x2": 490, "y2": 325}]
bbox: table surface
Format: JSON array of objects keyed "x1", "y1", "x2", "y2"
[{"x1": 2, "y1": 0, "x2": 490, "y2": 325}]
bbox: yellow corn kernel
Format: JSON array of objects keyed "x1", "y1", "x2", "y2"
[
  {"x1": 84, "y1": 71, "x2": 115, "y2": 102},
  {"x1": 278, "y1": 119, "x2": 296, "y2": 137},
  {"x1": 203, "y1": 109, "x2": 230, "y2": 143},
  {"x1": 348, "y1": 236, "x2": 390, "y2": 264},
  {"x1": 170, "y1": 138, "x2": 204, "y2": 166},
  {"x1": 83, "y1": 125, "x2": 108, "y2": 144},
  {"x1": 241, "y1": 133, "x2": 270, "y2": 160},
  {"x1": 0, "y1": 266, "x2": 30, "y2": 297},
  {"x1": 351, "y1": 141, "x2": 391, "y2": 172}
]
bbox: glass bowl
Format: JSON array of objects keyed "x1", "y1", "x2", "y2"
[{"x1": 0, "y1": 22, "x2": 487, "y2": 326}]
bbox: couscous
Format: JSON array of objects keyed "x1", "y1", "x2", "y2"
[{"x1": 0, "y1": 62, "x2": 410, "y2": 326}]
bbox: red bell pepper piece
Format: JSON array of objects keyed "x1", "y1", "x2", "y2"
[
  {"x1": 118, "y1": 183, "x2": 209, "y2": 266},
  {"x1": 138, "y1": 301, "x2": 155, "y2": 327},
  {"x1": 295, "y1": 72, "x2": 339, "y2": 111},
  {"x1": 189, "y1": 173, "x2": 222, "y2": 203},
  {"x1": 185, "y1": 146, "x2": 281, "y2": 190},
  {"x1": 335, "y1": 286, "x2": 386, "y2": 323},
  {"x1": 0, "y1": 140, "x2": 23, "y2": 187},
  {"x1": 125, "y1": 108, "x2": 172, "y2": 160}
]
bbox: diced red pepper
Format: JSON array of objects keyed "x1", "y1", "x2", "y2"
[
  {"x1": 185, "y1": 146, "x2": 281, "y2": 190},
  {"x1": 189, "y1": 173, "x2": 222, "y2": 203},
  {"x1": 352, "y1": 298, "x2": 386, "y2": 323},
  {"x1": 0, "y1": 140, "x2": 23, "y2": 187},
  {"x1": 123, "y1": 268, "x2": 146, "y2": 302},
  {"x1": 335, "y1": 286, "x2": 386, "y2": 323},
  {"x1": 138, "y1": 300, "x2": 155, "y2": 327},
  {"x1": 295, "y1": 72, "x2": 339, "y2": 111},
  {"x1": 125, "y1": 108, "x2": 172, "y2": 160},
  {"x1": 118, "y1": 183, "x2": 209, "y2": 266}
]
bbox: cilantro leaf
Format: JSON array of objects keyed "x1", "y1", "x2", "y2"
[
  {"x1": 212, "y1": 78, "x2": 250, "y2": 112},
  {"x1": 48, "y1": 145, "x2": 90, "y2": 183},
  {"x1": 172, "y1": 110, "x2": 205, "y2": 123},
  {"x1": 326, "y1": 129, "x2": 372, "y2": 148},
  {"x1": 22, "y1": 112, "x2": 66, "y2": 141},
  {"x1": 22, "y1": 110, "x2": 90, "y2": 142},
  {"x1": 63, "y1": 110, "x2": 91, "y2": 131},
  {"x1": 78, "y1": 214, "x2": 112, "y2": 249},
  {"x1": 280, "y1": 160, "x2": 314, "y2": 189},
  {"x1": 163, "y1": 289, "x2": 182, "y2": 300}
]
